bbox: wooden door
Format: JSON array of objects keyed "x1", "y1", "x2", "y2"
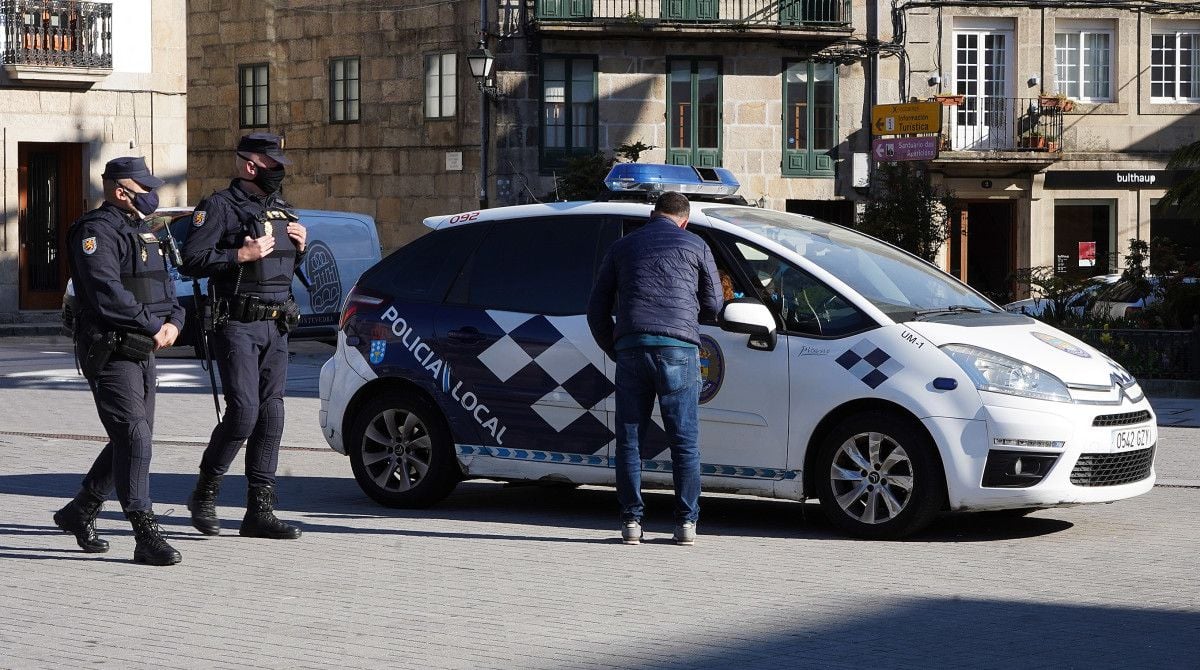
[{"x1": 18, "y1": 143, "x2": 83, "y2": 310}]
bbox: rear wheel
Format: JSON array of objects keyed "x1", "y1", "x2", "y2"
[
  {"x1": 815, "y1": 411, "x2": 945, "y2": 539},
  {"x1": 348, "y1": 391, "x2": 460, "y2": 508}
]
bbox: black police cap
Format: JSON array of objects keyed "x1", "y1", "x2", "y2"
[
  {"x1": 236, "y1": 132, "x2": 292, "y2": 165},
  {"x1": 101, "y1": 156, "x2": 165, "y2": 189}
]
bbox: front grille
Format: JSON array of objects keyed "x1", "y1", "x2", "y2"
[
  {"x1": 1093, "y1": 410, "x2": 1152, "y2": 427},
  {"x1": 1070, "y1": 446, "x2": 1155, "y2": 487}
]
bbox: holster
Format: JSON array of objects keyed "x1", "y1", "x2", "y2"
[
  {"x1": 81, "y1": 331, "x2": 118, "y2": 378},
  {"x1": 116, "y1": 332, "x2": 155, "y2": 361},
  {"x1": 199, "y1": 292, "x2": 227, "y2": 331},
  {"x1": 280, "y1": 300, "x2": 301, "y2": 334}
]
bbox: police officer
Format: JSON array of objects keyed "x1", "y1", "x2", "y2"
[
  {"x1": 182, "y1": 132, "x2": 305, "y2": 540},
  {"x1": 54, "y1": 156, "x2": 185, "y2": 566}
]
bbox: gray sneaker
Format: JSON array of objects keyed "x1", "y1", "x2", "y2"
[
  {"x1": 673, "y1": 521, "x2": 696, "y2": 546},
  {"x1": 621, "y1": 520, "x2": 643, "y2": 545}
]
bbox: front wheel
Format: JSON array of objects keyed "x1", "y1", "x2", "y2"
[
  {"x1": 347, "y1": 391, "x2": 460, "y2": 508},
  {"x1": 814, "y1": 411, "x2": 945, "y2": 540}
]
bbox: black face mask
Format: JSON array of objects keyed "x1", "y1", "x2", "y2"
[
  {"x1": 253, "y1": 164, "x2": 286, "y2": 194},
  {"x1": 124, "y1": 189, "x2": 159, "y2": 218}
]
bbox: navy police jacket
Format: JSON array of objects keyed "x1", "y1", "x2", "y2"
[
  {"x1": 67, "y1": 201, "x2": 184, "y2": 337},
  {"x1": 587, "y1": 215, "x2": 723, "y2": 356},
  {"x1": 180, "y1": 179, "x2": 300, "y2": 301}
]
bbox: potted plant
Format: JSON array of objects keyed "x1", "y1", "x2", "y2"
[
  {"x1": 1038, "y1": 93, "x2": 1076, "y2": 113},
  {"x1": 1020, "y1": 130, "x2": 1048, "y2": 150},
  {"x1": 933, "y1": 93, "x2": 965, "y2": 106}
]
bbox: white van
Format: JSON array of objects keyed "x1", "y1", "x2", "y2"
[
  {"x1": 319, "y1": 164, "x2": 1155, "y2": 539},
  {"x1": 156, "y1": 207, "x2": 380, "y2": 342}
]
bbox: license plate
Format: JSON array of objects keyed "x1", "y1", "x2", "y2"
[{"x1": 1112, "y1": 427, "x2": 1152, "y2": 450}]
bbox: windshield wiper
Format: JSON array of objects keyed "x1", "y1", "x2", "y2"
[{"x1": 914, "y1": 305, "x2": 995, "y2": 317}]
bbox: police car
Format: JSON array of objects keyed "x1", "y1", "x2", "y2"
[{"x1": 319, "y1": 164, "x2": 1156, "y2": 539}]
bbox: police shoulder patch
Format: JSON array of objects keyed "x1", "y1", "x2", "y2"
[
  {"x1": 192, "y1": 210, "x2": 207, "y2": 228},
  {"x1": 82, "y1": 236, "x2": 97, "y2": 255}
]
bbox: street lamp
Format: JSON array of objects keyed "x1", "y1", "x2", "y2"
[
  {"x1": 466, "y1": 43, "x2": 494, "y2": 85},
  {"x1": 467, "y1": 38, "x2": 500, "y2": 209}
]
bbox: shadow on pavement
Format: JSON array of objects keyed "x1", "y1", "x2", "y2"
[
  {"x1": 637, "y1": 598, "x2": 1200, "y2": 670},
  {"x1": 2, "y1": 472, "x2": 1073, "y2": 544}
]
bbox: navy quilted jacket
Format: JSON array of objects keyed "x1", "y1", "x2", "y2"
[{"x1": 587, "y1": 215, "x2": 723, "y2": 356}]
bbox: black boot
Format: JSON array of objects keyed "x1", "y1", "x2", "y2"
[
  {"x1": 187, "y1": 472, "x2": 222, "y2": 536},
  {"x1": 240, "y1": 485, "x2": 301, "y2": 539},
  {"x1": 126, "y1": 510, "x2": 182, "y2": 566},
  {"x1": 53, "y1": 491, "x2": 109, "y2": 553}
]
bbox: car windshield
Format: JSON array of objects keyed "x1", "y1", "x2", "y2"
[{"x1": 704, "y1": 207, "x2": 996, "y2": 320}]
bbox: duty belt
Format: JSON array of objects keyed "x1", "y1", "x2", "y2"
[{"x1": 227, "y1": 294, "x2": 294, "y2": 322}]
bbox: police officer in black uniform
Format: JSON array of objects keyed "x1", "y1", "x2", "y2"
[
  {"x1": 182, "y1": 133, "x2": 305, "y2": 540},
  {"x1": 54, "y1": 156, "x2": 185, "y2": 566}
]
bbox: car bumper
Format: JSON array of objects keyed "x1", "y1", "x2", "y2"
[
  {"x1": 319, "y1": 332, "x2": 371, "y2": 455},
  {"x1": 926, "y1": 394, "x2": 1157, "y2": 512}
]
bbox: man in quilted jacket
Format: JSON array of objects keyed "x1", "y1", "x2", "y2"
[{"x1": 586, "y1": 191, "x2": 723, "y2": 546}]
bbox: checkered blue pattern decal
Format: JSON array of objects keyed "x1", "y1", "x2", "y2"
[
  {"x1": 835, "y1": 339, "x2": 903, "y2": 389},
  {"x1": 475, "y1": 311, "x2": 615, "y2": 456}
]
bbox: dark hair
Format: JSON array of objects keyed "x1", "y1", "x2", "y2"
[{"x1": 653, "y1": 191, "x2": 690, "y2": 218}]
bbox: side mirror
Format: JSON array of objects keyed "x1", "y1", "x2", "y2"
[{"x1": 719, "y1": 298, "x2": 778, "y2": 352}]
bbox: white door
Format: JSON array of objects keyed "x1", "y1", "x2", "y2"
[{"x1": 953, "y1": 30, "x2": 1013, "y2": 150}]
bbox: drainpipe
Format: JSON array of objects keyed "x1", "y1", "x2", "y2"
[{"x1": 479, "y1": 0, "x2": 489, "y2": 210}]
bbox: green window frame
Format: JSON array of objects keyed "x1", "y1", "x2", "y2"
[
  {"x1": 239, "y1": 63, "x2": 269, "y2": 129},
  {"x1": 783, "y1": 60, "x2": 837, "y2": 177},
  {"x1": 330, "y1": 56, "x2": 360, "y2": 124},
  {"x1": 540, "y1": 55, "x2": 598, "y2": 171},
  {"x1": 661, "y1": 0, "x2": 718, "y2": 20},
  {"x1": 666, "y1": 57, "x2": 722, "y2": 167}
]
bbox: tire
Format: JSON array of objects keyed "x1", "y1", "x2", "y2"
[
  {"x1": 347, "y1": 391, "x2": 460, "y2": 508},
  {"x1": 814, "y1": 410, "x2": 945, "y2": 540}
]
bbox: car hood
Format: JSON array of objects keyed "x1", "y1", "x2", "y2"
[{"x1": 903, "y1": 317, "x2": 1136, "y2": 388}]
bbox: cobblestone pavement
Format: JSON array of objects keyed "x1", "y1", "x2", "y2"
[{"x1": 1, "y1": 337, "x2": 1198, "y2": 669}]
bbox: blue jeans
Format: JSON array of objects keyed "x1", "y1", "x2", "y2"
[{"x1": 614, "y1": 346, "x2": 701, "y2": 524}]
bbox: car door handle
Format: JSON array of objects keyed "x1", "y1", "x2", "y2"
[{"x1": 448, "y1": 327, "x2": 483, "y2": 343}]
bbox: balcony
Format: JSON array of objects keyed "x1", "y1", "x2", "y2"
[
  {"x1": 1, "y1": 0, "x2": 112, "y2": 85},
  {"x1": 533, "y1": 0, "x2": 852, "y2": 41},
  {"x1": 930, "y1": 96, "x2": 1067, "y2": 174}
]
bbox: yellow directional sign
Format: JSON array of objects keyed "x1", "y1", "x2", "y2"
[{"x1": 871, "y1": 102, "x2": 942, "y2": 136}]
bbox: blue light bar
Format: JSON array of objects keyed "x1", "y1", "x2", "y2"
[{"x1": 604, "y1": 163, "x2": 741, "y2": 196}]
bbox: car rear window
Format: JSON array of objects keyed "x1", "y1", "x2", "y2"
[
  {"x1": 450, "y1": 217, "x2": 605, "y2": 316},
  {"x1": 360, "y1": 224, "x2": 488, "y2": 303}
]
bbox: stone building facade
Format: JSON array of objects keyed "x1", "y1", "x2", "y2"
[
  {"x1": 185, "y1": 1, "x2": 882, "y2": 249},
  {"x1": 491, "y1": 0, "x2": 875, "y2": 224},
  {"x1": 186, "y1": 0, "x2": 482, "y2": 251},
  {"x1": 900, "y1": 1, "x2": 1200, "y2": 302},
  {"x1": 0, "y1": 0, "x2": 187, "y2": 320}
]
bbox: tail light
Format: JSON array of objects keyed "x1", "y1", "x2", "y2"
[{"x1": 339, "y1": 284, "x2": 386, "y2": 330}]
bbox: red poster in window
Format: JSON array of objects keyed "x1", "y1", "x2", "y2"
[{"x1": 1079, "y1": 241, "x2": 1096, "y2": 267}]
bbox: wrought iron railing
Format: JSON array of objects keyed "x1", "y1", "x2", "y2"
[
  {"x1": 1064, "y1": 327, "x2": 1200, "y2": 380},
  {"x1": 0, "y1": 0, "x2": 111, "y2": 69},
  {"x1": 935, "y1": 96, "x2": 1066, "y2": 153},
  {"x1": 536, "y1": 0, "x2": 848, "y2": 26}
]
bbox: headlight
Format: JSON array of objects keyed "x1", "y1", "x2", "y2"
[{"x1": 941, "y1": 344, "x2": 1071, "y2": 403}]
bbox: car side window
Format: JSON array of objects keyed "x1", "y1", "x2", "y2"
[
  {"x1": 729, "y1": 240, "x2": 873, "y2": 338},
  {"x1": 363, "y1": 224, "x2": 488, "y2": 303},
  {"x1": 455, "y1": 217, "x2": 605, "y2": 316}
]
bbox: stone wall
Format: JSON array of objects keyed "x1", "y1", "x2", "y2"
[{"x1": 187, "y1": 0, "x2": 481, "y2": 250}]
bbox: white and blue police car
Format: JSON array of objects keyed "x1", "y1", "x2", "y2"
[{"x1": 319, "y1": 164, "x2": 1155, "y2": 539}]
